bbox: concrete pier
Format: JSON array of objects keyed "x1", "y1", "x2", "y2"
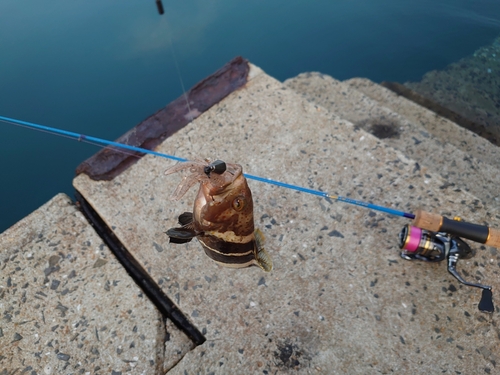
[{"x1": 2, "y1": 58, "x2": 499, "y2": 374}]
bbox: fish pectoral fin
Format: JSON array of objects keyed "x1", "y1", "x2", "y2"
[
  {"x1": 254, "y1": 228, "x2": 273, "y2": 272},
  {"x1": 166, "y1": 227, "x2": 196, "y2": 244},
  {"x1": 169, "y1": 237, "x2": 193, "y2": 244},
  {"x1": 178, "y1": 212, "x2": 194, "y2": 226}
]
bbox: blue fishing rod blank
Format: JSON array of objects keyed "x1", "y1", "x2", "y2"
[{"x1": 1, "y1": 114, "x2": 415, "y2": 219}]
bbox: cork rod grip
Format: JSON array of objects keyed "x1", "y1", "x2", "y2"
[
  {"x1": 413, "y1": 209, "x2": 500, "y2": 249},
  {"x1": 412, "y1": 209, "x2": 442, "y2": 231},
  {"x1": 486, "y1": 227, "x2": 500, "y2": 249}
]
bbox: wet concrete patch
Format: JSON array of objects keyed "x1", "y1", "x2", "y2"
[
  {"x1": 356, "y1": 118, "x2": 401, "y2": 139},
  {"x1": 369, "y1": 123, "x2": 400, "y2": 139},
  {"x1": 274, "y1": 338, "x2": 311, "y2": 370}
]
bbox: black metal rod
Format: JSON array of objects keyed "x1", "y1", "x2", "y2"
[{"x1": 75, "y1": 191, "x2": 206, "y2": 345}]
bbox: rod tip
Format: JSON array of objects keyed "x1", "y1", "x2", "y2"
[{"x1": 156, "y1": 0, "x2": 164, "y2": 15}]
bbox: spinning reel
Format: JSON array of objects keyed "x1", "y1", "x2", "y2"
[{"x1": 398, "y1": 224, "x2": 494, "y2": 313}]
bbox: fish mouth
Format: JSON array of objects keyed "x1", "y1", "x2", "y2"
[{"x1": 165, "y1": 159, "x2": 242, "y2": 201}]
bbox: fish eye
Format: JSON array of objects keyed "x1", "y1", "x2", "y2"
[{"x1": 232, "y1": 196, "x2": 246, "y2": 211}]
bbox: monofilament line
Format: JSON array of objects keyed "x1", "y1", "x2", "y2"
[{"x1": 162, "y1": 15, "x2": 192, "y2": 116}]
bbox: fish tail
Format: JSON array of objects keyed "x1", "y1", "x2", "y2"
[{"x1": 254, "y1": 228, "x2": 273, "y2": 272}]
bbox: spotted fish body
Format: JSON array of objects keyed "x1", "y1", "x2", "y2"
[{"x1": 165, "y1": 160, "x2": 272, "y2": 271}]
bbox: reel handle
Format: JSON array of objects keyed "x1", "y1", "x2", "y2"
[{"x1": 413, "y1": 209, "x2": 500, "y2": 249}]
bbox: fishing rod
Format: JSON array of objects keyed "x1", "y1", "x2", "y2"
[
  {"x1": 1, "y1": 114, "x2": 498, "y2": 311},
  {"x1": 2, "y1": 115, "x2": 498, "y2": 243},
  {"x1": 0, "y1": 115, "x2": 416, "y2": 217}
]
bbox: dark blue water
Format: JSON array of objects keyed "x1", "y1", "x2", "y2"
[{"x1": 1, "y1": 0, "x2": 499, "y2": 233}]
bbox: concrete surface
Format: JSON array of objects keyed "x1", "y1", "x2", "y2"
[
  {"x1": 0, "y1": 193, "x2": 192, "y2": 374},
  {"x1": 284, "y1": 72, "x2": 500, "y2": 209},
  {"x1": 71, "y1": 64, "x2": 500, "y2": 374}
]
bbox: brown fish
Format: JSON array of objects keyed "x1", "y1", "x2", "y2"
[{"x1": 164, "y1": 159, "x2": 272, "y2": 271}]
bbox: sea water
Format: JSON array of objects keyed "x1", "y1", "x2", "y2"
[{"x1": 0, "y1": 0, "x2": 499, "y2": 232}]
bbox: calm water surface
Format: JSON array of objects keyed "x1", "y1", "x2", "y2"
[{"x1": 1, "y1": 0, "x2": 499, "y2": 232}]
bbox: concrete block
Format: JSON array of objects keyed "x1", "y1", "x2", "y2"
[
  {"x1": 74, "y1": 65, "x2": 500, "y2": 374},
  {"x1": 0, "y1": 193, "x2": 192, "y2": 374}
]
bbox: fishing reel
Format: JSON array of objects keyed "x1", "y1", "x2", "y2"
[{"x1": 398, "y1": 225, "x2": 494, "y2": 313}]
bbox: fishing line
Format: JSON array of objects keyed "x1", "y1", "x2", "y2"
[
  {"x1": 0, "y1": 115, "x2": 415, "y2": 219},
  {"x1": 162, "y1": 13, "x2": 192, "y2": 116}
]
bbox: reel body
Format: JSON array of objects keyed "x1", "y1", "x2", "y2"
[{"x1": 398, "y1": 225, "x2": 494, "y2": 313}]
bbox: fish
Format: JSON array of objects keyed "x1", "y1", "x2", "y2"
[{"x1": 164, "y1": 159, "x2": 272, "y2": 272}]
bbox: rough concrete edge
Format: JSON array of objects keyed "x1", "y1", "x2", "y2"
[
  {"x1": 345, "y1": 77, "x2": 500, "y2": 168},
  {"x1": 284, "y1": 72, "x2": 500, "y2": 210},
  {"x1": 381, "y1": 80, "x2": 500, "y2": 147},
  {"x1": 248, "y1": 63, "x2": 264, "y2": 81},
  {"x1": 336, "y1": 79, "x2": 500, "y2": 209},
  {"x1": 0, "y1": 192, "x2": 168, "y2": 374},
  {"x1": 0, "y1": 192, "x2": 71, "y2": 240}
]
